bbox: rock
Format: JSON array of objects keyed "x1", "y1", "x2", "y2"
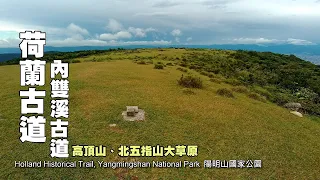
[
  {"x1": 127, "y1": 108, "x2": 135, "y2": 116},
  {"x1": 127, "y1": 106, "x2": 139, "y2": 113},
  {"x1": 284, "y1": 103, "x2": 302, "y2": 111},
  {"x1": 122, "y1": 106, "x2": 145, "y2": 121},
  {"x1": 109, "y1": 124, "x2": 117, "y2": 127},
  {"x1": 290, "y1": 111, "x2": 303, "y2": 117}
]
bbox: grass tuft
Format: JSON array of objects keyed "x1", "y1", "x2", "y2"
[
  {"x1": 216, "y1": 88, "x2": 235, "y2": 98},
  {"x1": 178, "y1": 74, "x2": 203, "y2": 88}
]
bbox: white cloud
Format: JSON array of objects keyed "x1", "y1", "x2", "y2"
[
  {"x1": 105, "y1": 19, "x2": 123, "y2": 32},
  {"x1": 287, "y1": 38, "x2": 316, "y2": 45},
  {"x1": 171, "y1": 29, "x2": 182, "y2": 36},
  {"x1": 152, "y1": 0, "x2": 182, "y2": 8},
  {"x1": 175, "y1": 37, "x2": 180, "y2": 43},
  {"x1": 50, "y1": 39, "x2": 171, "y2": 47},
  {"x1": 99, "y1": 31, "x2": 132, "y2": 40},
  {"x1": 187, "y1": 37, "x2": 192, "y2": 41},
  {"x1": 232, "y1": 37, "x2": 282, "y2": 44},
  {"x1": 128, "y1": 27, "x2": 157, "y2": 37},
  {"x1": 119, "y1": 40, "x2": 171, "y2": 45},
  {"x1": 0, "y1": 38, "x2": 20, "y2": 48},
  {"x1": 67, "y1": 23, "x2": 89, "y2": 35},
  {"x1": 231, "y1": 37, "x2": 316, "y2": 45},
  {"x1": 50, "y1": 38, "x2": 109, "y2": 47}
]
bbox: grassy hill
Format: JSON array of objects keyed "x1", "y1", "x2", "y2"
[{"x1": 0, "y1": 48, "x2": 320, "y2": 179}]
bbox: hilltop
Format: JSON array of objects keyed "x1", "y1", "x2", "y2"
[{"x1": 0, "y1": 48, "x2": 319, "y2": 179}]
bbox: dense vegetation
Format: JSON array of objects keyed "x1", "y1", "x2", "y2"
[
  {"x1": 178, "y1": 50, "x2": 320, "y2": 115},
  {"x1": 1, "y1": 48, "x2": 320, "y2": 115},
  {"x1": 0, "y1": 48, "x2": 125, "y2": 65}
]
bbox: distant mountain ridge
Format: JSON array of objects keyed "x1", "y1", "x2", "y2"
[{"x1": 0, "y1": 44, "x2": 319, "y2": 64}]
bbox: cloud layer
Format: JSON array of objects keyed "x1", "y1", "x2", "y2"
[{"x1": 0, "y1": 0, "x2": 319, "y2": 47}]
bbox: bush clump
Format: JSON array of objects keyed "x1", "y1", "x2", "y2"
[
  {"x1": 71, "y1": 60, "x2": 81, "y2": 63},
  {"x1": 216, "y1": 88, "x2": 235, "y2": 98},
  {"x1": 224, "y1": 78, "x2": 242, "y2": 86},
  {"x1": 154, "y1": 64, "x2": 164, "y2": 69},
  {"x1": 177, "y1": 67, "x2": 188, "y2": 72},
  {"x1": 137, "y1": 60, "x2": 147, "y2": 65},
  {"x1": 166, "y1": 62, "x2": 174, "y2": 66},
  {"x1": 252, "y1": 86, "x2": 272, "y2": 99},
  {"x1": 232, "y1": 86, "x2": 249, "y2": 94},
  {"x1": 178, "y1": 75, "x2": 203, "y2": 88},
  {"x1": 146, "y1": 60, "x2": 154, "y2": 64},
  {"x1": 248, "y1": 93, "x2": 267, "y2": 102}
]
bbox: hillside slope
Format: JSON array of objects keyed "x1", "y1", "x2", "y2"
[{"x1": 0, "y1": 48, "x2": 319, "y2": 179}]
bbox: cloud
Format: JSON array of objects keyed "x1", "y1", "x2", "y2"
[
  {"x1": 1, "y1": 0, "x2": 320, "y2": 47},
  {"x1": 128, "y1": 27, "x2": 157, "y2": 37},
  {"x1": 153, "y1": 0, "x2": 182, "y2": 8},
  {"x1": 117, "y1": 40, "x2": 171, "y2": 45},
  {"x1": 105, "y1": 19, "x2": 123, "y2": 32},
  {"x1": 0, "y1": 38, "x2": 20, "y2": 48},
  {"x1": 171, "y1": 29, "x2": 182, "y2": 36},
  {"x1": 187, "y1": 37, "x2": 192, "y2": 41},
  {"x1": 231, "y1": 37, "x2": 316, "y2": 45},
  {"x1": 287, "y1": 38, "x2": 316, "y2": 45},
  {"x1": 201, "y1": 0, "x2": 236, "y2": 9},
  {"x1": 232, "y1": 37, "x2": 281, "y2": 44},
  {"x1": 99, "y1": 31, "x2": 132, "y2": 40},
  {"x1": 67, "y1": 23, "x2": 89, "y2": 35},
  {"x1": 50, "y1": 39, "x2": 171, "y2": 47},
  {"x1": 50, "y1": 38, "x2": 109, "y2": 47}
]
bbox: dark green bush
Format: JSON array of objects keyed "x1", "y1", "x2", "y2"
[
  {"x1": 71, "y1": 60, "x2": 81, "y2": 63},
  {"x1": 177, "y1": 67, "x2": 188, "y2": 72},
  {"x1": 178, "y1": 75, "x2": 203, "y2": 88},
  {"x1": 154, "y1": 64, "x2": 164, "y2": 69},
  {"x1": 216, "y1": 88, "x2": 235, "y2": 98},
  {"x1": 224, "y1": 79, "x2": 242, "y2": 86},
  {"x1": 252, "y1": 86, "x2": 272, "y2": 99},
  {"x1": 166, "y1": 62, "x2": 174, "y2": 66},
  {"x1": 137, "y1": 60, "x2": 147, "y2": 64}
]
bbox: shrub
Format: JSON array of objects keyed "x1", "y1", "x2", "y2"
[
  {"x1": 216, "y1": 88, "x2": 235, "y2": 98},
  {"x1": 71, "y1": 60, "x2": 81, "y2": 63},
  {"x1": 137, "y1": 60, "x2": 147, "y2": 65},
  {"x1": 200, "y1": 71, "x2": 210, "y2": 76},
  {"x1": 248, "y1": 93, "x2": 267, "y2": 102},
  {"x1": 271, "y1": 92, "x2": 293, "y2": 105},
  {"x1": 252, "y1": 86, "x2": 272, "y2": 99},
  {"x1": 166, "y1": 62, "x2": 174, "y2": 66},
  {"x1": 224, "y1": 78, "x2": 242, "y2": 86},
  {"x1": 177, "y1": 67, "x2": 188, "y2": 72},
  {"x1": 301, "y1": 103, "x2": 320, "y2": 116},
  {"x1": 146, "y1": 60, "x2": 154, "y2": 64},
  {"x1": 178, "y1": 75, "x2": 203, "y2": 88},
  {"x1": 294, "y1": 87, "x2": 319, "y2": 102},
  {"x1": 179, "y1": 62, "x2": 188, "y2": 67},
  {"x1": 232, "y1": 86, "x2": 249, "y2": 94},
  {"x1": 154, "y1": 64, "x2": 164, "y2": 69}
]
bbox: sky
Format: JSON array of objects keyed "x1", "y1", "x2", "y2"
[{"x1": 0, "y1": 0, "x2": 320, "y2": 47}]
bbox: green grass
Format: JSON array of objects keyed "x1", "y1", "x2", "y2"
[{"x1": 0, "y1": 49, "x2": 320, "y2": 179}]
